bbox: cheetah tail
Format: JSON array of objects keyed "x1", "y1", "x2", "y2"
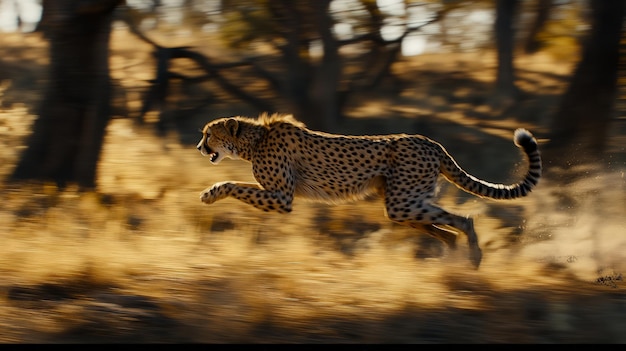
[{"x1": 440, "y1": 128, "x2": 542, "y2": 200}]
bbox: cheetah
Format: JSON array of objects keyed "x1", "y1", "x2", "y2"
[{"x1": 197, "y1": 112, "x2": 541, "y2": 268}]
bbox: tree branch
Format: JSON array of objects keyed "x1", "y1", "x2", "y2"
[{"x1": 118, "y1": 6, "x2": 275, "y2": 118}]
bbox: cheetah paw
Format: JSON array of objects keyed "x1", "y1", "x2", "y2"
[{"x1": 200, "y1": 182, "x2": 232, "y2": 204}]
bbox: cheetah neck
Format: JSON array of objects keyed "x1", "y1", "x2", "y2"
[{"x1": 234, "y1": 123, "x2": 267, "y2": 161}]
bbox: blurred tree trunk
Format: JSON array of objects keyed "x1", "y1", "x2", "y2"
[
  {"x1": 268, "y1": 0, "x2": 317, "y2": 129},
  {"x1": 262, "y1": 0, "x2": 344, "y2": 131},
  {"x1": 10, "y1": 0, "x2": 124, "y2": 190},
  {"x1": 523, "y1": 0, "x2": 553, "y2": 55},
  {"x1": 492, "y1": 0, "x2": 521, "y2": 107},
  {"x1": 544, "y1": 0, "x2": 626, "y2": 168},
  {"x1": 212, "y1": 0, "x2": 443, "y2": 131},
  {"x1": 309, "y1": 0, "x2": 341, "y2": 130}
]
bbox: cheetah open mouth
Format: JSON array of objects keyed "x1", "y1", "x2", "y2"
[{"x1": 209, "y1": 152, "x2": 219, "y2": 163}]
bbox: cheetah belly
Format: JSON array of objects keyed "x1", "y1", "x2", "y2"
[{"x1": 294, "y1": 171, "x2": 385, "y2": 204}]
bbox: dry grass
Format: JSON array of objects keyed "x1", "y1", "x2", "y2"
[
  {"x1": 0, "y1": 29, "x2": 625, "y2": 343},
  {"x1": 0, "y1": 115, "x2": 624, "y2": 343}
]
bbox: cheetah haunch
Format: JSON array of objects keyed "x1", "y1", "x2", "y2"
[{"x1": 197, "y1": 113, "x2": 541, "y2": 268}]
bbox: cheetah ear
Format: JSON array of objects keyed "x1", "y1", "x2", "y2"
[{"x1": 225, "y1": 118, "x2": 239, "y2": 137}]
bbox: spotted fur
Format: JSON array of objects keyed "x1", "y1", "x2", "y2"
[{"x1": 197, "y1": 113, "x2": 542, "y2": 268}]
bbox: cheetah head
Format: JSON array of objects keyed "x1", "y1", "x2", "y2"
[{"x1": 197, "y1": 118, "x2": 241, "y2": 164}]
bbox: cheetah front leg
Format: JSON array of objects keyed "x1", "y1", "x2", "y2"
[{"x1": 200, "y1": 181, "x2": 294, "y2": 213}]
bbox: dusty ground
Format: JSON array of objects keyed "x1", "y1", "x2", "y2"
[{"x1": 0, "y1": 28, "x2": 625, "y2": 343}]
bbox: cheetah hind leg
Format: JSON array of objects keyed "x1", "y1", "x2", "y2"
[
  {"x1": 463, "y1": 218, "x2": 483, "y2": 269},
  {"x1": 410, "y1": 215, "x2": 482, "y2": 269},
  {"x1": 449, "y1": 215, "x2": 482, "y2": 269},
  {"x1": 409, "y1": 223, "x2": 458, "y2": 250}
]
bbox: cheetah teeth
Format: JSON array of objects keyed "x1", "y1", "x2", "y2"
[{"x1": 210, "y1": 152, "x2": 219, "y2": 163}]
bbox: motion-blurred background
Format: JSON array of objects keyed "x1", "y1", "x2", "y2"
[{"x1": 0, "y1": 0, "x2": 624, "y2": 343}]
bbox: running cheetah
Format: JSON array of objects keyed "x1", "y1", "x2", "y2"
[{"x1": 197, "y1": 113, "x2": 541, "y2": 268}]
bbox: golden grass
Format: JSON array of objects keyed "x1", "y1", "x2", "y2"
[{"x1": 1, "y1": 114, "x2": 625, "y2": 342}]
